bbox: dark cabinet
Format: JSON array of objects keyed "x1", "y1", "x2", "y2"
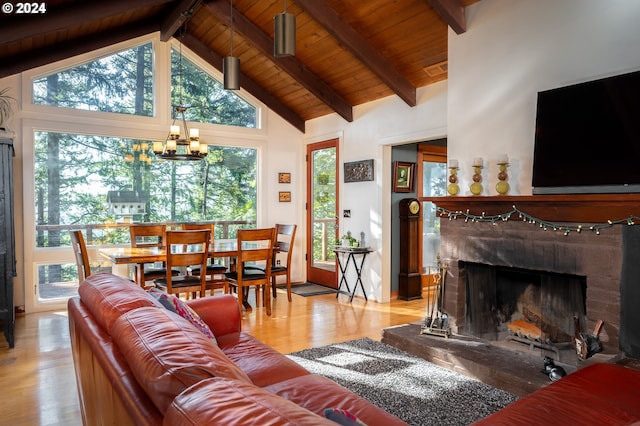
[{"x1": 0, "y1": 136, "x2": 15, "y2": 348}]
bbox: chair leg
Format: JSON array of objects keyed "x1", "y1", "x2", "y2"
[
  {"x1": 286, "y1": 277, "x2": 292, "y2": 302},
  {"x1": 272, "y1": 276, "x2": 277, "y2": 298},
  {"x1": 264, "y1": 281, "x2": 271, "y2": 316}
]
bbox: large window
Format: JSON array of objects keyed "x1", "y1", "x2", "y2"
[
  {"x1": 26, "y1": 36, "x2": 262, "y2": 306},
  {"x1": 171, "y1": 49, "x2": 256, "y2": 128},
  {"x1": 33, "y1": 43, "x2": 154, "y2": 116}
]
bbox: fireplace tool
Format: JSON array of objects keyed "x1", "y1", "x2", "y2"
[{"x1": 421, "y1": 255, "x2": 451, "y2": 338}]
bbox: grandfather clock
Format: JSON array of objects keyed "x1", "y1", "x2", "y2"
[{"x1": 398, "y1": 198, "x2": 422, "y2": 300}]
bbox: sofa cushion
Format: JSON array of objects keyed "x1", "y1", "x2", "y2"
[
  {"x1": 78, "y1": 272, "x2": 161, "y2": 335},
  {"x1": 164, "y1": 377, "x2": 335, "y2": 426},
  {"x1": 147, "y1": 288, "x2": 217, "y2": 344},
  {"x1": 217, "y1": 332, "x2": 309, "y2": 387},
  {"x1": 112, "y1": 306, "x2": 251, "y2": 415},
  {"x1": 264, "y1": 374, "x2": 407, "y2": 426}
]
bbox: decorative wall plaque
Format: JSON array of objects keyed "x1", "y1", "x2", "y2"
[{"x1": 344, "y1": 159, "x2": 374, "y2": 183}]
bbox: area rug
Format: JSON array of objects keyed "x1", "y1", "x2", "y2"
[
  {"x1": 287, "y1": 338, "x2": 517, "y2": 425},
  {"x1": 290, "y1": 282, "x2": 337, "y2": 297}
]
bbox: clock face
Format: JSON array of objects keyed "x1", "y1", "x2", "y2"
[{"x1": 409, "y1": 200, "x2": 420, "y2": 214}]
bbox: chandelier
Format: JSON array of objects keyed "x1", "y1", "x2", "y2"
[
  {"x1": 153, "y1": 23, "x2": 208, "y2": 162},
  {"x1": 152, "y1": 105, "x2": 207, "y2": 161}
]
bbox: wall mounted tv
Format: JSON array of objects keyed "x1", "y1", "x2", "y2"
[{"x1": 532, "y1": 69, "x2": 640, "y2": 194}]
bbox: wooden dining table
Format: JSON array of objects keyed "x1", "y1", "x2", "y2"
[{"x1": 99, "y1": 239, "x2": 239, "y2": 287}]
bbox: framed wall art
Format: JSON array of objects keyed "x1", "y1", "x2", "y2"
[
  {"x1": 344, "y1": 159, "x2": 374, "y2": 183},
  {"x1": 279, "y1": 191, "x2": 291, "y2": 202},
  {"x1": 393, "y1": 161, "x2": 415, "y2": 192},
  {"x1": 278, "y1": 172, "x2": 291, "y2": 183}
]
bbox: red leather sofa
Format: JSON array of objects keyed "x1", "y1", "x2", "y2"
[
  {"x1": 474, "y1": 362, "x2": 640, "y2": 425},
  {"x1": 68, "y1": 272, "x2": 406, "y2": 425}
]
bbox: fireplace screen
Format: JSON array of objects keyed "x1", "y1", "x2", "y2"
[{"x1": 464, "y1": 262, "x2": 586, "y2": 345}]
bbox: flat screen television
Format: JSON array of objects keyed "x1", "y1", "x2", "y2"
[{"x1": 532, "y1": 69, "x2": 640, "y2": 194}]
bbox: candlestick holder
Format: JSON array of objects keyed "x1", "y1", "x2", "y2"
[
  {"x1": 496, "y1": 162, "x2": 510, "y2": 195},
  {"x1": 447, "y1": 167, "x2": 459, "y2": 195},
  {"x1": 470, "y1": 165, "x2": 483, "y2": 195}
]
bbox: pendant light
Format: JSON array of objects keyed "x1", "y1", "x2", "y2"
[
  {"x1": 274, "y1": 0, "x2": 296, "y2": 57},
  {"x1": 224, "y1": 0, "x2": 240, "y2": 90},
  {"x1": 153, "y1": 25, "x2": 208, "y2": 161}
]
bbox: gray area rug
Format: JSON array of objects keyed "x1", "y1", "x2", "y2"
[
  {"x1": 290, "y1": 282, "x2": 337, "y2": 297},
  {"x1": 287, "y1": 338, "x2": 517, "y2": 425}
]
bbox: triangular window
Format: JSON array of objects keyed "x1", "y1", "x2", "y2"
[
  {"x1": 33, "y1": 43, "x2": 154, "y2": 116},
  {"x1": 171, "y1": 48, "x2": 256, "y2": 128}
]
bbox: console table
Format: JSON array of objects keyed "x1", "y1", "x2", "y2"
[{"x1": 334, "y1": 247, "x2": 372, "y2": 302}]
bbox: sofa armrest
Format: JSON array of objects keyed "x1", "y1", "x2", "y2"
[{"x1": 187, "y1": 295, "x2": 241, "y2": 337}]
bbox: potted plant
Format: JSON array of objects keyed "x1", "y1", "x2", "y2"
[{"x1": 0, "y1": 88, "x2": 15, "y2": 130}]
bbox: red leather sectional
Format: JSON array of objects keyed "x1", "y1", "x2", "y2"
[{"x1": 67, "y1": 272, "x2": 406, "y2": 425}]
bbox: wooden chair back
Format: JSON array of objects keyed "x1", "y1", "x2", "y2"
[
  {"x1": 129, "y1": 223, "x2": 167, "y2": 248},
  {"x1": 272, "y1": 224, "x2": 297, "y2": 301},
  {"x1": 160, "y1": 229, "x2": 211, "y2": 297},
  {"x1": 231, "y1": 227, "x2": 276, "y2": 315},
  {"x1": 181, "y1": 223, "x2": 215, "y2": 244},
  {"x1": 70, "y1": 230, "x2": 91, "y2": 282}
]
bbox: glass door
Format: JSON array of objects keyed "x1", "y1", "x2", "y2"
[
  {"x1": 306, "y1": 139, "x2": 338, "y2": 288},
  {"x1": 418, "y1": 145, "x2": 447, "y2": 277}
]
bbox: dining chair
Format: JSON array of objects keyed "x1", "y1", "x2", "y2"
[
  {"x1": 154, "y1": 229, "x2": 211, "y2": 298},
  {"x1": 246, "y1": 224, "x2": 297, "y2": 302},
  {"x1": 70, "y1": 230, "x2": 91, "y2": 282},
  {"x1": 181, "y1": 223, "x2": 228, "y2": 295},
  {"x1": 225, "y1": 228, "x2": 276, "y2": 316},
  {"x1": 129, "y1": 223, "x2": 178, "y2": 286}
]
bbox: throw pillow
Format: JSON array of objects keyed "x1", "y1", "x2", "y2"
[
  {"x1": 147, "y1": 288, "x2": 217, "y2": 345},
  {"x1": 324, "y1": 408, "x2": 368, "y2": 426}
]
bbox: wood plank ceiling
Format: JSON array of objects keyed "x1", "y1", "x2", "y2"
[{"x1": 0, "y1": 0, "x2": 479, "y2": 132}]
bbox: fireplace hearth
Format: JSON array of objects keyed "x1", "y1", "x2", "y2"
[{"x1": 433, "y1": 206, "x2": 640, "y2": 361}]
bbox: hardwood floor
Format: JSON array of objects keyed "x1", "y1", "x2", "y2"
[{"x1": 0, "y1": 288, "x2": 427, "y2": 425}]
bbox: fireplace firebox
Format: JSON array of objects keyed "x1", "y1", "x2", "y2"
[{"x1": 463, "y1": 262, "x2": 587, "y2": 358}]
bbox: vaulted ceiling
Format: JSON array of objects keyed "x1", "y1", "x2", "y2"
[{"x1": 0, "y1": 0, "x2": 479, "y2": 132}]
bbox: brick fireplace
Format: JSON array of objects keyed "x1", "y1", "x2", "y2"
[{"x1": 428, "y1": 194, "x2": 640, "y2": 360}]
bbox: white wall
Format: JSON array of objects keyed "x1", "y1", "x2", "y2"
[
  {"x1": 306, "y1": 82, "x2": 448, "y2": 302},
  {"x1": 448, "y1": 0, "x2": 640, "y2": 195}
]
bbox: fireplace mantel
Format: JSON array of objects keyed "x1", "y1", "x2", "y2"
[{"x1": 422, "y1": 194, "x2": 640, "y2": 223}]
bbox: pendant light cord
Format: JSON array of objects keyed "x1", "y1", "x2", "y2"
[{"x1": 230, "y1": 0, "x2": 234, "y2": 56}]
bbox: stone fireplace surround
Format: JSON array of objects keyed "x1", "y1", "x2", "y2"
[{"x1": 428, "y1": 194, "x2": 640, "y2": 360}]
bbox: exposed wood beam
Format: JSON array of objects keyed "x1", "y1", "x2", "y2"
[
  {"x1": 425, "y1": 0, "x2": 467, "y2": 34},
  {"x1": 296, "y1": 0, "x2": 416, "y2": 107},
  {"x1": 0, "y1": 20, "x2": 159, "y2": 79},
  {"x1": 182, "y1": 33, "x2": 306, "y2": 133},
  {"x1": 0, "y1": 0, "x2": 169, "y2": 47},
  {"x1": 205, "y1": 0, "x2": 353, "y2": 122},
  {"x1": 160, "y1": 0, "x2": 203, "y2": 42}
]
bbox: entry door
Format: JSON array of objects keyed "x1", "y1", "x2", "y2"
[{"x1": 306, "y1": 139, "x2": 338, "y2": 288}]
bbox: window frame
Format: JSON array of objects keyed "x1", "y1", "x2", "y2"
[{"x1": 20, "y1": 33, "x2": 268, "y2": 313}]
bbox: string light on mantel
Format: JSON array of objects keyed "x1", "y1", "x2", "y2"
[{"x1": 436, "y1": 205, "x2": 640, "y2": 236}]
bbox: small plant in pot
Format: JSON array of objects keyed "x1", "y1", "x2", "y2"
[{"x1": 0, "y1": 88, "x2": 15, "y2": 130}]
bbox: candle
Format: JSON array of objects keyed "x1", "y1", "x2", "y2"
[
  {"x1": 189, "y1": 128, "x2": 199, "y2": 140},
  {"x1": 166, "y1": 140, "x2": 177, "y2": 152},
  {"x1": 449, "y1": 159, "x2": 459, "y2": 168},
  {"x1": 152, "y1": 141, "x2": 163, "y2": 153},
  {"x1": 170, "y1": 125, "x2": 180, "y2": 138},
  {"x1": 199, "y1": 144, "x2": 208, "y2": 154},
  {"x1": 473, "y1": 157, "x2": 483, "y2": 167},
  {"x1": 497, "y1": 154, "x2": 509, "y2": 164},
  {"x1": 189, "y1": 140, "x2": 200, "y2": 153}
]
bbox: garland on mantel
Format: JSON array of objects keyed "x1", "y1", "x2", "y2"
[{"x1": 436, "y1": 205, "x2": 640, "y2": 236}]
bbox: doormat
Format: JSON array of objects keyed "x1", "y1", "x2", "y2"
[{"x1": 290, "y1": 282, "x2": 337, "y2": 297}]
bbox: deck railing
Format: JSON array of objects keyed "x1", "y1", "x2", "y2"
[{"x1": 35, "y1": 220, "x2": 257, "y2": 247}]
